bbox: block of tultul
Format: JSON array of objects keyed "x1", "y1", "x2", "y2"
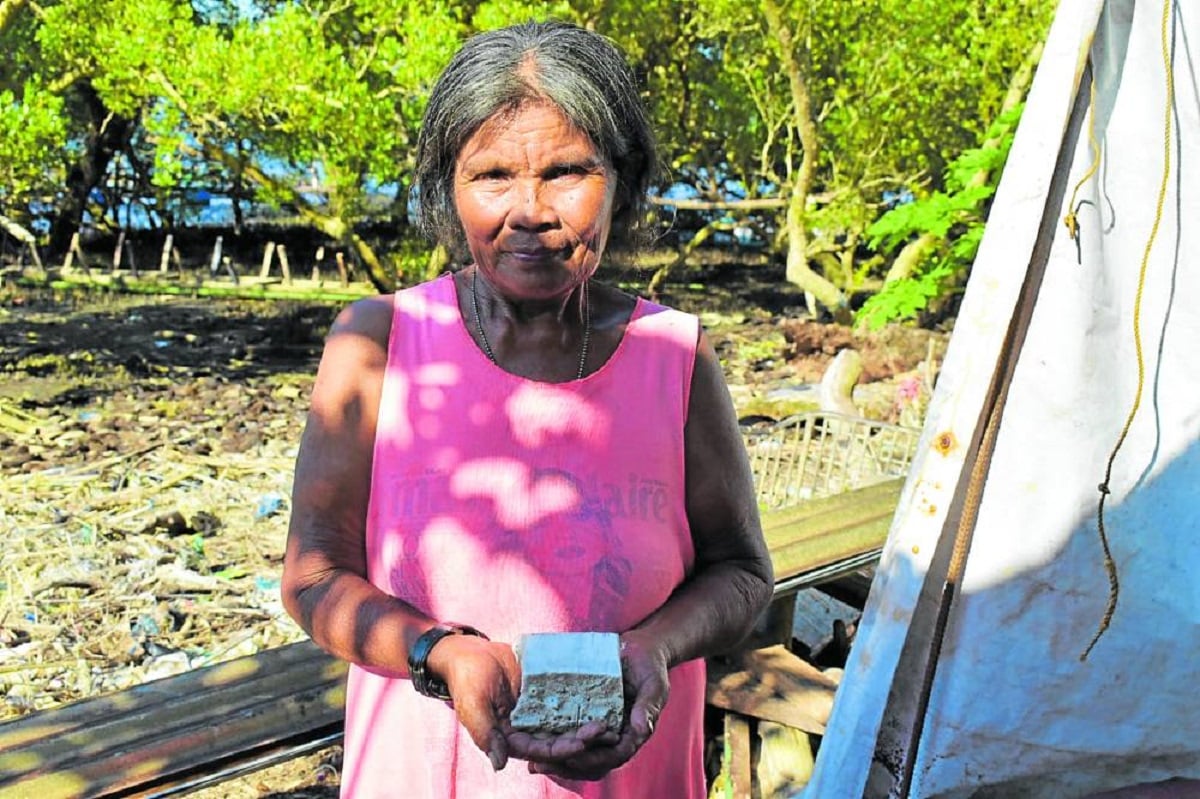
[{"x1": 509, "y1": 632, "x2": 624, "y2": 734}]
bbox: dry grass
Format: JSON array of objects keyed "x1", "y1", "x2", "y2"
[{"x1": 0, "y1": 399, "x2": 310, "y2": 720}]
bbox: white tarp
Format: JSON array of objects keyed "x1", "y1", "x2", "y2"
[{"x1": 805, "y1": 0, "x2": 1200, "y2": 796}]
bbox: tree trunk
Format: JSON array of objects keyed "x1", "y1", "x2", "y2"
[
  {"x1": 762, "y1": 0, "x2": 849, "y2": 321},
  {"x1": 347, "y1": 231, "x2": 390, "y2": 291},
  {"x1": 885, "y1": 38, "x2": 1045, "y2": 284},
  {"x1": 48, "y1": 82, "x2": 135, "y2": 254},
  {"x1": 0, "y1": 213, "x2": 36, "y2": 244}
]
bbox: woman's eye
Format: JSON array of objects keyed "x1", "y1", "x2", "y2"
[
  {"x1": 468, "y1": 168, "x2": 508, "y2": 183},
  {"x1": 549, "y1": 165, "x2": 587, "y2": 180}
]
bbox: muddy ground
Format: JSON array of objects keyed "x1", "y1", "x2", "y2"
[{"x1": 0, "y1": 263, "x2": 947, "y2": 796}]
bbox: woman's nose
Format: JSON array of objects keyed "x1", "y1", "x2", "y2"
[{"x1": 509, "y1": 179, "x2": 555, "y2": 228}]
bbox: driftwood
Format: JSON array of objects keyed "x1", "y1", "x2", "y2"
[
  {"x1": 817, "y1": 348, "x2": 863, "y2": 416},
  {"x1": 61, "y1": 232, "x2": 88, "y2": 272},
  {"x1": 259, "y1": 241, "x2": 276, "y2": 278},
  {"x1": 159, "y1": 233, "x2": 172, "y2": 272},
  {"x1": 0, "y1": 214, "x2": 43, "y2": 269},
  {"x1": 208, "y1": 235, "x2": 223, "y2": 275},
  {"x1": 112, "y1": 231, "x2": 126, "y2": 270},
  {"x1": 0, "y1": 641, "x2": 345, "y2": 799},
  {"x1": 707, "y1": 645, "x2": 839, "y2": 735},
  {"x1": 277, "y1": 243, "x2": 293, "y2": 283},
  {"x1": 1, "y1": 213, "x2": 38, "y2": 245}
]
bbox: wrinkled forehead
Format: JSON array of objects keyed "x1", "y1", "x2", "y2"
[{"x1": 457, "y1": 99, "x2": 604, "y2": 167}]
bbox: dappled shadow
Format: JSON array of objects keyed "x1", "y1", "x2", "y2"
[
  {"x1": 292, "y1": 275, "x2": 710, "y2": 795},
  {"x1": 0, "y1": 293, "x2": 340, "y2": 469},
  {"x1": 0, "y1": 293, "x2": 338, "y2": 403}
]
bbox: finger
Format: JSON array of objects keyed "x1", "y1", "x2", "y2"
[
  {"x1": 574, "y1": 719, "x2": 620, "y2": 745},
  {"x1": 505, "y1": 730, "x2": 591, "y2": 762},
  {"x1": 628, "y1": 701, "x2": 654, "y2": 744},
  {"x1": 487, "y1": 728, "x2": 508, "y2": 771},
  {"x1": 503, "y1": 724, "x2": 618, "y2": 763},
  {"x1": 589, "y1": 730, "x2": 622, "y2": 746},
  {"x1": 526, "y1": 735, "x2": 638, "y2": 781},
  {"x1": 454, "y1": 687, "x2": 505, "y2": 758},
  {"x1": 527, "y1": 758, "x2": 612, "y2": 781}
]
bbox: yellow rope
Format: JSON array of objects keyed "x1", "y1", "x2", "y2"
[
  {"x1": 1081, "y1": 0, "x2": 1175, "y2": 662},
  {"x1": 1063, "y1": 74, "x2": 1100, "y2": 241}
]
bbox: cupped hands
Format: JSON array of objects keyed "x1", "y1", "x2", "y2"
[{"x1": 504, "y1": 631, "x2": 670, "y2": 781}]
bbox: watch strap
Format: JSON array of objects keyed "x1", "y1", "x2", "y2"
[{"x1": 408, "y1": 623, "x2": 487, "y2": 700}]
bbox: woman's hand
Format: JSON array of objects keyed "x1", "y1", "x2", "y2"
[
  {"x1": 506, "y1": 631, "x2": 670, "y2": 781},
  {"x1": 427, "y1": 635, "x2": 522, "y2": 771}
]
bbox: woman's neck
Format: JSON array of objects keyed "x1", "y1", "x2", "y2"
[{"x1": 471, "y1": 267, "x2": 588, "y2": 330}]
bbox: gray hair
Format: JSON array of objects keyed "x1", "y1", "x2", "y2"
[{"x1": 413, "y1": 20, "x2": 658, "y2": 258}]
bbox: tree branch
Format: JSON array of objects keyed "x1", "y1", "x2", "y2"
[{"x1": 0, "y1": 0, "x2": 29, "y2": 36}]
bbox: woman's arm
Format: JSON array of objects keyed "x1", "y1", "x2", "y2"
[
  {"x1": 282, "y1": 294, "x2": 424, "y2": 669},
  {"x1": 281, "y1": 294, "x2": 526, "y2": 769}
]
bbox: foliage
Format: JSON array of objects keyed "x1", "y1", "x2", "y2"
[
  {"x1": 1, "y1": 0, "x2": 1055, "y2": 305},
  {"x1": 591, "y1": 0, "x2": 1054, "y2": 313},
  {"x1": 0, "y1": 82, "x2": 66, "y2": 215},
  {"x1": 855, "y1": 106, "x2": 1024, "y2": 330},
  {"x1": 854, "y1": 260, "x2": 956, "y2": 331}
]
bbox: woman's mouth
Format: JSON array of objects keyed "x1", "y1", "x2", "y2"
[{"x1": 504, "y1": 247, "x2": 562, "y2": 262}]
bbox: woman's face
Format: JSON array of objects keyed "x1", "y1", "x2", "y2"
[{"x1": 453, "y1": 100, "x2": 617, "y2": 301}]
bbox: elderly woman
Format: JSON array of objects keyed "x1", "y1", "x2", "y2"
[{"x1": 282, "y1": 20, "x2": 773, "y2": 799}]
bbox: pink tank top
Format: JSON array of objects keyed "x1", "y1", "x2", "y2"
[{"x1": 341, "y1": 274, "x2": 707, "y2": 798}]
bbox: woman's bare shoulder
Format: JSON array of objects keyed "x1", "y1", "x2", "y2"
[{"x1": 328, "y1": 293, "x2": 395, "y2": 346}]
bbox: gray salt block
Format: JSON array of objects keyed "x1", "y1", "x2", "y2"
[{"x1": 510, "y1": 632, "x2": 624, "y2": 734}]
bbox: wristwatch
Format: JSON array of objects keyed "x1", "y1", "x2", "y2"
[{"x1": 407, "y1": 623, "x2": 488, "y2": 700}]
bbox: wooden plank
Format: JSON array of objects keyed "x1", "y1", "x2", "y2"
[
  {"x1": 761, "y1": 476, "x2": 903, "y2": 533},
  {"x1": 0, "y1": 641, "x2": 346, "y2": 798},
  {"x1": 761, "y1": 477, "x2": 903, "y2": 583},
  {"x1": 724, "y1": 712, "x2": 753, "y2": 799},
  {"x1": 707, "y1": 645, "x2": 839, "y2": 735}
]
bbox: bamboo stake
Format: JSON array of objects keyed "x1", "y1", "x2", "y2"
[
  {"x1": 312, "y1": 246, "x2": 324, "y2": 282},
  {"x1": 259, "y1": 242, "x2": 276, "y2": 279},
  {"x1": 277, "y1": 244, "x2": 292, "y2": 284},
  {"x1": 159, "y1": 234, "x2": 174, "y2": 273},
  {"x1": 112, "y1": 231, "x2": 126, "y2": 271},
  {"x1": 335, "y1": 251, "x2": 348, "y2": 286},
  {"x1": 209, "y1": 236, "x2": 224, "y2": 276},
  {"x1": 126, "y1": 240, "x2": 138, "y2": 276}
]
